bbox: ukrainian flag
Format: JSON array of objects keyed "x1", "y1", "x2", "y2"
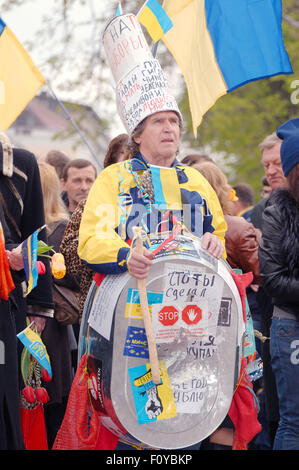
[
  {"x1": 116, "y1": 2, "x2": 123, "y2": 16},
  {"x1": 150, "y1": 165, "x2": 182, "y2": 210},
  {"x1": 22, "y1": 229, "x2": 39, "y2": 296},
  {"x1": 17, "y1": 324, "x2": 52, "y2": 379},
  {"x1": 162, "y1": 0, "x2": 293, "y2": 135},
  {"x1": 137, "y1": 0, "x2": 173, "y2": 43},
  {"x1": 0, "y1": 18, "x2": 45, "y2": 131}
]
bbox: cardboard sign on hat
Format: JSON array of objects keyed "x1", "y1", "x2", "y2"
[{"x1": 102, "y1": 13, "x2": 182, "y2": 134}]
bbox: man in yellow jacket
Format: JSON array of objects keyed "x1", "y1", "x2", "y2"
[{"x1": 78, "y1": 110, "x2": 226, "y2": 278}]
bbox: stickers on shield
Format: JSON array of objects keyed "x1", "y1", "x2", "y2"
[
  {"x1": 86, "y1": 355, "x2": 106, "y2": 414},
  {"x1": 128, "y1": 361, "x2": 177, "y2": 425},
  {"x1": 123, "y1": 326, "x2": 149, "y2": 359},
  {"x1": 125, "y1": 288, "x2": 163, "y2": 319}
]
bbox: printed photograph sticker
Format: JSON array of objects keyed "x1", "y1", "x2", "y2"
[{"x1": 128, "y1": 361, "x2": 177, "y2": 425}]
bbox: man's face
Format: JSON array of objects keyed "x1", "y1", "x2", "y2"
[
  {"x1": 62, "y1": 165, "x2": 96, "y2": 210},
  {"x1": 134, "y1": 111, "x2": 181, "y2": 165},
  {"x1": 262, "y1": 142, "x2": 287, "y2": 190}
]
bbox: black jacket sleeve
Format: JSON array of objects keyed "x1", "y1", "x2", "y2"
[
  {"x1": 0, "y1": 204, "x2": 25, "y2": 285},
  {"x1": 0, "y1": 148, "x2": 54, "y2": 315},
  {"x1": 259, "y1": 204, "x2": 299, "y2": 304}
]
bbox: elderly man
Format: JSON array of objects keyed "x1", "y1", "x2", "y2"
[
  {"x1": 251, "y1": 132, "x2": 287, "y2": 229},
  {"x1": 251, "y1": 131, "x2": 288, "y2": 449},
  {"x1": 75, "y1": 12, "x2": 227, "y2": 452},
  {"x1": 78, "y1": 110, "x2": 226, "y2": 278}
]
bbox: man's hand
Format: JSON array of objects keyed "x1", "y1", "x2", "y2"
[
  {"x1": 127, "y1": 246, "x2": 154, "y2": 279},
  {"x1": 201, "y1": 232, "x2": 224, "y2": 259},
  {"x1": 6, "y1": 247, "x2": 24, "y2": 271},
  {"x1": 28, "y1": 316, "x2": 46, "y2": 334}
]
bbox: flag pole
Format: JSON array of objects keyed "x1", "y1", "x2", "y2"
[
  {"x1": 46, "y1": 80, "x2": 103, "y2": 170},
  {"x1": 117, "y1": 2, "x2": 123, "y2": 15},
  {"x1": 151, "y1": 40, "x2": 160, "y2": 57}
]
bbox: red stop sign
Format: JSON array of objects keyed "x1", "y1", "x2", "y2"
[
  {"x1": 182, "y1": 305, "x2": 202, "y2": 325},
  {"x1": 158, "y1": 306, "x2": 179, "y2": 326}
]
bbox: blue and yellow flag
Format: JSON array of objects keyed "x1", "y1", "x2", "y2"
[
  {"x1": 150, "y1": 164, "x2": 182, "y2": 210},
  {"x1": 162, "y1": 0, "x2": 293, "y2": 135},
  {"x1": 137, "y1": 0, "x2": 173, "y2": 43},
  {"x1": 116, "y1": 2, "x2": 123, "y2": 15},
  {"x1": 22, "y1": 229, "x2": 39, "y2": 296},
  {"x1": 0, "y1": 18, "x2": 45, "y2": 131},
  {"x1": 17, "y1": 324, "x2": 52, "y2": 378}
]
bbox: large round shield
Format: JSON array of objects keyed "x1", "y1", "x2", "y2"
[{"x1": 78, "y1": 234, "x2": 245, "y2": 449}]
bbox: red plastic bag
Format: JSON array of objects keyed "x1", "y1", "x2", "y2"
[
  {"x1": 21, "y1": 403, "x2": 48, "y2": 450},
  {"x1": 229, "y1": 359, "x2": 262, "y2": 450}
]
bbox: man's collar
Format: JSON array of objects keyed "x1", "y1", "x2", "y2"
[{"x1": 130, "y1": 152, "x2": 180, "y2": 172}]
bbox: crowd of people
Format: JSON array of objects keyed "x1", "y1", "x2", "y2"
[{"x1": 0, "y1": 112, "x2": 299, "y2": 452}]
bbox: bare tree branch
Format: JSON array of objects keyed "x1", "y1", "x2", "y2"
[{"x1": 283, "y1": 14, "x2": 299, "y2": 30}]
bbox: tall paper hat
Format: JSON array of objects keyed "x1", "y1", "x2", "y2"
[{"x1": 102, "y1": 13, "x2": 182, "y2": 134}]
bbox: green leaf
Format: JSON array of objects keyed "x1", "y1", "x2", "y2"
[
  {"x1": 37, "y1": 240, "x2": 54, "y2": 255},
  {"x1": 20, "y1": 347, "x2": 32, "y2": 385}
]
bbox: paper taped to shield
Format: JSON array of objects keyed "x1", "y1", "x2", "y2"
[{"x1": 78, "y1": 233, "x2": 245, "y2": 449}]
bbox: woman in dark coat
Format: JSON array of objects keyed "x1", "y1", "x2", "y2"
[
  {"x1": 0, "y1": 204, "x2": 24, "y2": 449},
  {"x1": 0, "y1": 137, "x2": 54, "y2": 335},
  {"x1": 259, "y1": 118, "x2": 299, "y2": 450}
]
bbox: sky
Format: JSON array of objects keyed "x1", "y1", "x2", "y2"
[
  {"x1": 3, "y1": 1, "x2": 110, "y2": 44},
  {"x1": 2, "y1": 0, "x2": 109, "y2": 81},
  {"x1": 3, "y1": 1, "x2": 46, "y2": 41},
  {"x1": 2, "y1": 0, "x2": 127, "y2": 133}
]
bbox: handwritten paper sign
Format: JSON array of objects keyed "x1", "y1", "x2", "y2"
[
  {"x1": 152, "y1": 263, "x2": 224, "y2": 343},
  {"x1": 116, "y1": 59, "x2": 179, "y2": 133},
  {"x1": 102, "y1": 13, "x2": 152, "y2": 83},
  {"x1": 172, "y1": 376, "x2": 209, "y2": 414},
  {"x1": 102, "y1": 14, "x2": 181, "y2": 133}
]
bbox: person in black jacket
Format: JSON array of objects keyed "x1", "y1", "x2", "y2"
[
  {"x1": 251, "y1": 131, "x2": 288, "y2": 448},
  {"x1": 0, "y1": 133, "x2": 54, "y2": 430},
  {"x1": 0, "y1": 204, "x2": 25, "y2": 449},
  {"x1": 0, "y1": 136, "x2": 54, "y2": 335},
  {"x1": 259, "y1": 117, "x2": 299, "y2": 450}
]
